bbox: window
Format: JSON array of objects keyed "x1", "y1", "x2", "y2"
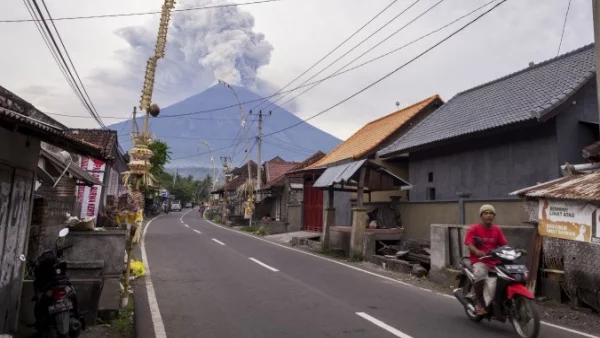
[
  {"x1": 428, "y1": 172, "x2": 434, "y2": 182},
  {"x1": 426, "y1": 187, "x2": 436, "y2": 201}
]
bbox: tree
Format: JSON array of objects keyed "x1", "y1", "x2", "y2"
[{"x1": 148, "y1": 140, "x2": 171, "y2": 177}]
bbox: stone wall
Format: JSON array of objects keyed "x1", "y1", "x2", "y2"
[{"x1": 543, "y1": 237, "x2": 600, "y2": 311}]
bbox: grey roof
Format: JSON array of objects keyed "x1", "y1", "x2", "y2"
[
  {"x1": 314, "y1": 159, "x2": 367, "y2": 188},
  {"x1": 41, "y1": 149, "x2": 103, "y2": 186},
  {"x1": 378, "y1": 43, "x2": 595, "y2": 156}
]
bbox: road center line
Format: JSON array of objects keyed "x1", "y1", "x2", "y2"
[
  {"x1": 249, "y1": 257, "x2": 279, "y2": 272},
  {"x1": 184, "y1": 224, "x2": 189, "y2": 228},
  {"x1": 193, "y1": 229, "x2": 202, "y2": 234},
  {"x1": 356, "y1": 312, "x2": 413, "y2": 338},
  {"x1": 212, "y1": 238, "x2": 225, "y2": 246}
]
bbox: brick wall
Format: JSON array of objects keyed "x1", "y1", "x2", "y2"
[{"x1": 28, "y1": 193, "x2": 76, "y2": 259}]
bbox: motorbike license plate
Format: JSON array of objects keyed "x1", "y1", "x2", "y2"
[
  {"x1": 48, "y1": 299, "x2": 73, "y2": 315},
  {"x1": 505, "y1": 264, "x2": 527, "y2": 273}
]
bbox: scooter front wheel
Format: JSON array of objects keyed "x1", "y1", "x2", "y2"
[{"x1": 510, "y1": 296, "x2": 540, "y2": 338}]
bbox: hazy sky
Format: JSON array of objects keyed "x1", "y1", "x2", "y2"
[{"x1": 0, "y1": 0, "x2": 594, "y2": 140}]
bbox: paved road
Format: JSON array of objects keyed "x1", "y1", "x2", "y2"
[{"x1": 139, "y1": 209, "x2": 589, "y2": 338}]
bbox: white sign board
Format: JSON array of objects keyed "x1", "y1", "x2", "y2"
[
  {"x1": 77, "y1": 157, "x2": 105, "y2": 219},
  {"x1": 538, "y1": 199, "x2": 599, "y2": 243}
]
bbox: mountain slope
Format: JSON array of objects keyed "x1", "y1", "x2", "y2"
[{"x1": 109, "y1": 85, "x2": 341, "y2": 168}]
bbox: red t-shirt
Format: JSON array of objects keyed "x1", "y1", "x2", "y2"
[{"x1": 464, "y1": 223, "x2": 508, "y2": 268}]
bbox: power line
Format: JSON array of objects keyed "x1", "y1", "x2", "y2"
[
  {"x1": 258, "y1": 0, "x2": 422, "y2": 112},
  {"x1": 2, "y1": 0, "x2": 285, "y2": 23},
  {"x1": 46, "y1": 111, "x2": 240, "y2": 121},
  {"x1": 247, "y1": 0, "x2": 400, "y2": 112},
  {"x1": 39, "y1": 0, "x2": 104, "y2": 128},
  {"x1": 556, "y1": 0, "x2": 572, "y2": 56},
  {"x1": 27, "y1": 0, "x2": 105, "y2": 127},
  {"x1": 267, "y1": 0, "x2": 446, "y2": 112},
  {"x1": 263, "y1": 0, "x2": 507, "y2": 138},
  {"x1": 159, "y1": 2, "x2": 495, "y2": 120}
]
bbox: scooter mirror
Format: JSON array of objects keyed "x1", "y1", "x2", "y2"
[
  {"x1": 58, "y1": 228, "x2": 70, "y2": 238},
  {"x1": 19, "y1": 254, "x2": 26, "y2": 262}
]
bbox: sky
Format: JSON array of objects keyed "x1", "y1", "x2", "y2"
[{"x1": 0, "y1": 0, "x2": 595, "y2": 140}]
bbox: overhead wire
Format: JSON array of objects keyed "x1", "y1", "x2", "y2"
[
  {"x1": 265, "y1": 0, "x2": 446, "y2": 112},
  {"x1": 256, "y1": 0, "x2": 422, "y2": 112},
  {"x1": 556, "y1": 0, "x2": 572, "y2": 56},
  {"x1": 27, "y1": 0, "x2": 105, "y2": 127},
  {"x1": 262, "y1": 0, "x2": 508, "y2": 138},
  {"x1": 246, "y1": 0, "x2": 400, "y2": 112},
  {"x1": 2, "y1": 0, "x2": 285, "y2": 23},
  {"x1": 158, "y1": 0, "x2": 492, "y2": 120}
]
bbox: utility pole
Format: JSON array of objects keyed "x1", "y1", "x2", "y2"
[
  {"x1": 220, "y1": 156, "x2": 232, "y2": 222},
  {"x1": 593, "y1": 0, "x2": 600, "y2": 130},
  {"x1": 251, "y1": 110, "x2": 271, "y2": 201}
]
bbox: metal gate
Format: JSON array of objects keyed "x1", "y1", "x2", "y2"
[
  {"x1": 0, "y1": 163, "x2": 34, "y2": 333},
  {"x1": 303, "y1": 181, "x2": 323, "y2": 232}
]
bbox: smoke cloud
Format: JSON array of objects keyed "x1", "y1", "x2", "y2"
[{"x1": 91, "y1": 0, "x2": 273, "y2": 101}]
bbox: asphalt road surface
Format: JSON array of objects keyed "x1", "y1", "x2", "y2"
[{"x1": 137, "y1": 209, "x2": 591, "y2": 338}]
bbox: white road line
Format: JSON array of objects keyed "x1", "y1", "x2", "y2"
[
  {"x1": 141, "y1": 216, "x2": 167, "y2": 338},
  {"x1": 201, "y1": 217, "x2": 599, "y2": 338},
  {"x1": 193, "y1": 229, "x2": 202, "y2": 234},
  {"x1": 184, "y1": 224, "x2": 190, "y2": 228},
  {"x1": 249, "y1": 257, "x2": 279, "y2": 272},
  {"x1": 356, "y1": 312, "x2": 413, "y2": 338},
  {"x1": 212, "y1": 238, "x2": 225, "y2": 246}
]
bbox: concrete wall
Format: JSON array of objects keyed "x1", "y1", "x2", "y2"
[
  {"x1": 408, "y1": 121, "x2": 558, "y2": 201},
  {"x1": 429, "y1": 224, "x2": 536, "y2": 285},
  {"x1": 555, "y1": 83, "x2": 599, "y2": 170},
  {"x1": 287, "y1": 203, "x2": 302, "y2": 232},
  {"x1": 63, "y1": 230, "x2": 127, "y2": 278},
  {"x1": 323, "y1": 191, "x2": 352, "y2": 226},
  {"x1": 397, "y1": 200, "x2": 529, "y2": 241}
]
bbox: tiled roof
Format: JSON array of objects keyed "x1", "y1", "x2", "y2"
[
  {"x1": 232, "y1": 160, "x2": 258, "y2": 177},
  {"x1": 379, "y1": 43, "x2": 595, "y2": 156},
  {"x1": 265, "y1": 161, "x2": 298, "y2": 186},
  {"x1": 309, "y1": 95, "x2": 442, "y2": 168},
  {"x1": 0, "y1": 85, "x2": 108, "y2": 159},
  {"x1": 268, "y1": 151, "x2": 327, "y2": 187},
  {"x1": 65, "y1": 128, "x2": 118, "y2": 161},
  {"x1": 223, "y1": 176, "x2": 246, "y2": 191}
]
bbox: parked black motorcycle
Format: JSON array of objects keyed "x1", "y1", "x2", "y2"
[{"x1": 21, "y1": 228, "x2": 85, "y2": 338}]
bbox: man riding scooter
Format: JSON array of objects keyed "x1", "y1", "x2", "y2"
[{"x1": 464, "y1": 204, "x2": 508, "y2": 315}]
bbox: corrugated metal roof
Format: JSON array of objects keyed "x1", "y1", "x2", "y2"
[
  {"x1": 510, "y1": 171, "x2": 600, "y2": 201},
  {"x1": 41, "y1": 149, "x2": 103, "y2": 186},
  {"x1": 313, "y1": 159, "x2": 367, "y2": 188}
]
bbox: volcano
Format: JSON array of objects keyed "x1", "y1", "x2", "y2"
[{"x1": 108, "y1": 85, "x2": 341, "y2": 171}]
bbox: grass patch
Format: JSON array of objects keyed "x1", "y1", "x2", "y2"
[
  {"x1": 108, "y1": 297, "x2": 134, "y2": 337},
  {"x1": 240, "y1": 225, "x2": 269, "y2": 236},
  {"x1": 348, "y1": 252, "x2": 364, "y2": 262}
]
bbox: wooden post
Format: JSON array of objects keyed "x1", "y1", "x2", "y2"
[
  {"x1": 323, "y1": 186, "x2": 335, "y2": 250},
  {"x1": 527, "y1": 226, "x2": 542, "y2": 293},
  {"x1": 357, "y1": 167, "x2": 367, "y2": 208}
]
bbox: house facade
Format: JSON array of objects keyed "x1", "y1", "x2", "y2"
[
  {"x1": 0, "y1": 85, "x2": 105, "y2": 333},
  {"x1": 378, "y1": 44, "x2": 598, "y2": 239}
]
